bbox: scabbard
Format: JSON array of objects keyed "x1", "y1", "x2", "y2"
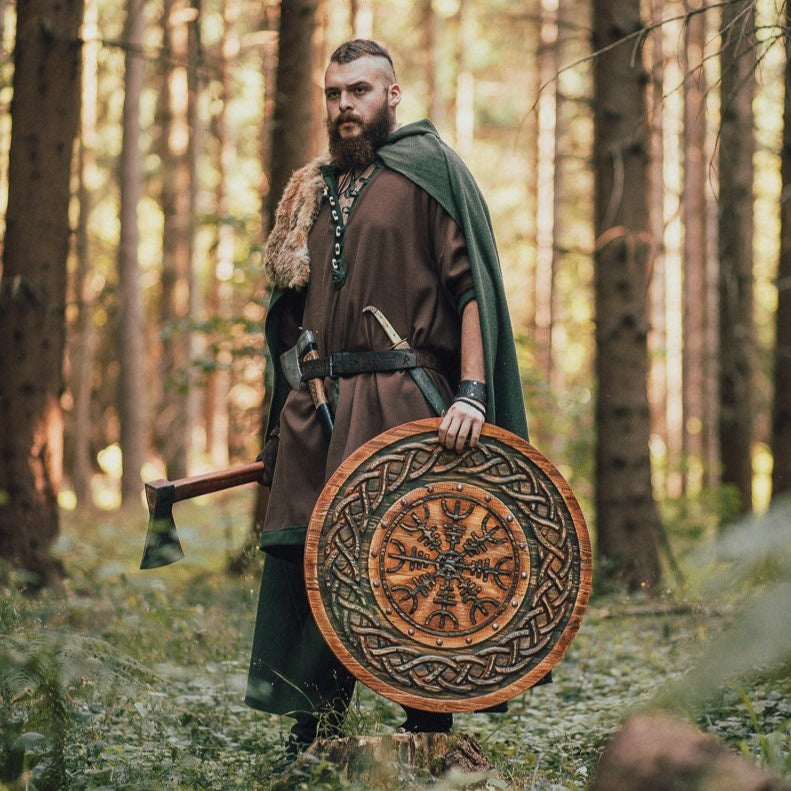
[{"x1": 408, "y1": 365, "x2": 448, "y2": 416}]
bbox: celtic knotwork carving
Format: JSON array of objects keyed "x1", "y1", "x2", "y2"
[{"x1": 306, "y1": 420, "x2": 591, "y2": 711}]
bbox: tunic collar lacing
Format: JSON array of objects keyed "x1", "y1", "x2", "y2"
[{"x1": 320, "y1": 161, "x2": 382, "y2": 289}]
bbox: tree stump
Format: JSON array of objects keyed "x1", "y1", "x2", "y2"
[
  {"x1": 590, "y1": 712, "x2": 790, "y2": 791},
  {"x1": 270, "y1": 732, "x2": 498, "y2": 789}
]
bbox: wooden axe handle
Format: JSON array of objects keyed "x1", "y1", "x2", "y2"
[{"x1": 145, "y1": 461, "x2": 265, "y2": 510}]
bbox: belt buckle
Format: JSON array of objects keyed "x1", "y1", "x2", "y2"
[{"x1": 328, "y1": 354, "x2": 335, "y2": 378}]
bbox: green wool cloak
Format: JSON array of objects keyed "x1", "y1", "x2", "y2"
[{"x1": 263, "y1": 119, "x2": 528, "y2": 447}]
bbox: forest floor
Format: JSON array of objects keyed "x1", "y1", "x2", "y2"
[{"x1": 2, "y1": 488, "x2": 790, "y2": 790}]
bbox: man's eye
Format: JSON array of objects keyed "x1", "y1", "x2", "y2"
[
  {"x1": 326, "y1": 91, "x2": 339, "y2": 100},
  {"x1": 354, "y1": 86, "x2": 368, "y2": 95}
]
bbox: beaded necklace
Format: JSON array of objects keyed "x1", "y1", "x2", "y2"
[{"x1": 320, "y1": 161, "x2": 382, "y2": 288}]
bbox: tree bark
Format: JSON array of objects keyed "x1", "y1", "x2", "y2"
[
  {"x1": 772, "y1": 5, "x2": 791, "y2": 501},
  {"x1": 204, "y1": 0, "x2": 237, "y2": 469},
  {"x1": 155, "y1": 0, "x2": 197, "y2": 481},
  {"x1": 264, "y1": 0, "x2": 318, "y2": 231},
  {"x1": 718, "y1": 0, "x2": 756, "y2": 516},
  {"x1": 0, "y1": 0, "x2": 84, "y2": 584},
  {"x1": 118, "y1": 0, "x2": 147, "y2": 503},
  {"x1": 647, "y1": 0, "x2": 669, "y2": 499},
  {"x1": 420, "y1": 0, "x2": 444, "y2": 129},
  {"x1": 681, "y1": 5, "x2": 709, "y2": 495},
  {"x1": 68, "y1": 0, "x2": 100, "y2": 505},
  {"x1": 533, "y1": 0, "x2": 558, "y2": 384},
  {"x1": 592, "y1": 0, "x2": 661, "y2": 590}
]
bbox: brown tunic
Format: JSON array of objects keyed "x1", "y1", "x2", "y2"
[{"x1": 262, "y1": 166, "x2": 474, "y2": 539}]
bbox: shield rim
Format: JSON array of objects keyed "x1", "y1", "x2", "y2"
[{"x1": 305, "y1": 418, "x2": 592, "y2": 713}]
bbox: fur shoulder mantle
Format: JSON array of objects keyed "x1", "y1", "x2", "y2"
[{"x1": 263, "y1": 153, "x2": 331, "y2": 290}]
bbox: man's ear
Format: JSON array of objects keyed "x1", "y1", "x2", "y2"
[{"x1": 388, "y1": 83, "x2": 402, "y2": 109}]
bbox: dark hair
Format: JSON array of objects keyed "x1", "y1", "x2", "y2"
[{"x1": 329, "y1": 39, "x2": 396, "y2": 80}]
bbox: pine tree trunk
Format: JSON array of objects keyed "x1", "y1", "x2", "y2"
[
  {"x1": 647, "y1": 0, "x2": 669, "y2": 499},
  {"x1": 522, "y1": 13, "x2": 541, "y2": 341},
  {"x1": 156, "y1": 0, "x2": 196, "y2": 481},
  {"x1": 0, "y1": 0, "x2": 84, "y2": 584},
  {"x1": 204, "y1": 0, "x2": 237, "y2": 469},
  {"x1": 718, "y1": 1, "x2": 756, "y2": 516},
  {"x1": 534, "y1": 0, "x2": 557, "y2": 384},
  {"x1": 681, "y1": 6, "x2": 709, "y2": 495},
  {"x1": 265, "y1": 0, "x2": 319, "y2": 231},
  {"x1": 592, "y1": 0, "x2": 661, "y2": 590},
  {"x1": 118, "y1": 0, "x2": 147, "y2": 503},
  {"x1": 421, "y1": 0, "x2": 444, "y2": 129},
  {"x1": 772, "y1": 6, "x2": 791, "y2": 500},
  {"x1": 454, "y1": 0, "x2": 474, "y2": 156},
  {"x1": 69, "y1": 0, "x2": 100, "y2": 505}
]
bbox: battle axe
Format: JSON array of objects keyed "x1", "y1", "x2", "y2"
[
  {"x1": 279, "y1": 327, "x2": 334, "y2": 439},
  {"x1": 140, "y1": 461, "x2": 265, "y2": 569}
]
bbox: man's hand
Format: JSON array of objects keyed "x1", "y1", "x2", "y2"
[
  {"x1": 438, "y1": 299, "x2": 487, "y2": 452},
  {"x1": 438, "y1": 397, "x2": 485, "y2": 452}
]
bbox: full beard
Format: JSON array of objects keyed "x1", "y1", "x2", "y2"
[{"x1": 327, "y1": 101, "x2": 393, "y2": 172}]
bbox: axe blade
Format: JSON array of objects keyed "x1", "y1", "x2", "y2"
[{"x1": 140, "y1": 481, "x2": 185, "y2": 569}]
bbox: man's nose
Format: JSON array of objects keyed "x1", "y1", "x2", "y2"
[{"x1": 339, "y1": 91, "x2": 354, "y2": 111}]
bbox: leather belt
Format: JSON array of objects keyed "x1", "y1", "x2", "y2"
[{"x1": 300, "y1": 349, "x2": 443, "y2": 380}]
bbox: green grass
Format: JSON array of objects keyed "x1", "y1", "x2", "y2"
[{"x1": 1, "y1": 491, "x2": 789, "y2": 789}]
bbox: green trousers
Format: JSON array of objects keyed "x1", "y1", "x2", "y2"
[{"x1": 245, "y1": 552, "x2": 355, "y2": 719}]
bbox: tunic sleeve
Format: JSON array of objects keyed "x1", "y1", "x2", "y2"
[{"x1": 429, "y1": 199, "x2": 475, "y2": 310}]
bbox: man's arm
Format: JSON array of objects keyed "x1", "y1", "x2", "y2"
[{"x1": 438, "y1": 299, "x2": 487, "y2": 451}]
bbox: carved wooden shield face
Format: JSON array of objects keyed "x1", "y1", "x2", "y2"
[{"x1": 305, "y1": 418, "x2": 592, "y2": 713}]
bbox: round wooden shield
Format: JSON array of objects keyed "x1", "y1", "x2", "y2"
[{"x1": 305, "y1": 418, "x2": 592, "y2": 713}]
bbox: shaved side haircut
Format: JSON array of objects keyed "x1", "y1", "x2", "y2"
[{"x1": 329, "y1": 39, "x2": 397, "y2": 84}]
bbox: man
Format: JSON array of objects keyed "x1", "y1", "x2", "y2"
[{"x1": 246, "y1": 39, "x2": 529, "y2": 760}]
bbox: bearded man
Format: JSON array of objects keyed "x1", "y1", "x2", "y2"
[{"x1": 246, "y1": 39, "x2": 530, "y2": 762}]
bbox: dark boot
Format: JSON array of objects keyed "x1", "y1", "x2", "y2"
[
  {"x1": 271, "y1": 713, "x2": 318, "y2": 772},
  {"x1": 397, "y1": 705, "x2": 453, "y2": 733}
]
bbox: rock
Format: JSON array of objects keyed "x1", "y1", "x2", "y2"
[{"x1": 590, "y1": 711, "x2": 790, "y2": 791}]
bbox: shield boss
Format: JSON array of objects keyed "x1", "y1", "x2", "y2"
[{"x1": 305, "y1": 418, "x2": 592, "y2": 712}]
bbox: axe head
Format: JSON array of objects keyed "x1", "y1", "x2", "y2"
[
  {"x1": 140, "y1": 480, "x2": 185, "y2": 569},
  {"x1": 279, "y1": 328, "x2": 318, "y2": 390}
]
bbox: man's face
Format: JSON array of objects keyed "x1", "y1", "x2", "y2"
[{"x1": 324, "y1": 56, "x2": 400, "y2": 139}]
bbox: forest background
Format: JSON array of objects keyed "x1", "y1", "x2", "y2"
[{"x1": 0, "y1": 0, "x2": 790, "y2": 788}]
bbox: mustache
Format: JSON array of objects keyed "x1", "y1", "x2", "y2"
[{"x1": 333, "y1": 112, "x2": 364, "y2": 128}]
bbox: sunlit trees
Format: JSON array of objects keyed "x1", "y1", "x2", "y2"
[
  {"x1": 0, "y1": 0, "x2": 84, "y2": 583},
  {"x1": 1, "y1": 0, "x2": 790, "y2": 593}
]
